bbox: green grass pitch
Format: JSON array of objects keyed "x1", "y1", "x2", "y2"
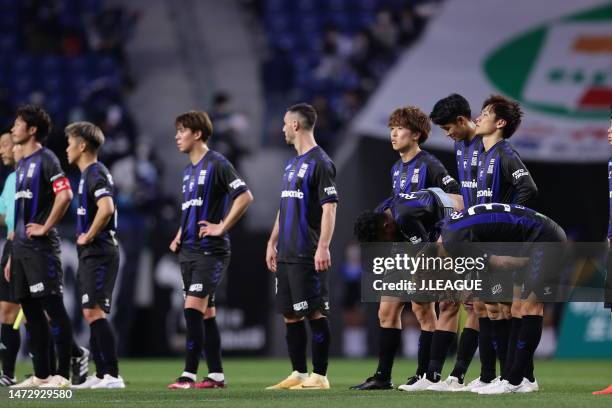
[{"x1": 1, "y1": 358, "x2": 610, "y2": 407}]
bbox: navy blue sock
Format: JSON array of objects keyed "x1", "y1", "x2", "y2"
[
  {"x1": 375, "y1": 327, "x2": 401, "y2": 380},
  {"x1": 91, "y1": 319, "x2": 119, "y2": 377},
  {"x1": 416, "y1": 330, "x2": 433, "y2": 377},
  {"x1": 450, "y1": 328, "x2": 479, "y2": 383},
  {"x1": 309, "y1": 318, "x2": 330, "y2": 376},
  {"x1": 286, "y1": 321, "x2": 307, "y2": 373},
  {"x1": 426, "y1": 330, "x2": 455, "y2": 382},
  {"x1": 203, "y1": 317, "x2": 223, "y2": 374},
  {"x1": 89, "y1": 333, "x2": 104, "y2": 379},
  {"x1": 491, "y1": 319, "x2": 510, "y2": 379},
  {"x1": 508, "y1": 315, "x2": 542, "y2": 386},
  {"x1": 478, "y1": 318, "x2": 496, "y2": 382},
  {"x1": 184, "y1": 308, "x2": 204, "y2": 375},
  {"x1": 42, "y1": 296, "x2": 74, "y2": 380}
]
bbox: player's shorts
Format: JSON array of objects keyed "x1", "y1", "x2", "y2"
[
  {"x1": 0, "y1": 240, "x2": 16, "y2": 303},
  {"x1": 275, "y1": 262, "x2": 329, "y2": 317},
  {"x1": 179, "y1": 249, "x2": 229, "y2": 305},
  {"x1": 521, "y1": 242, "x2": 566, "y2": 301},
  {"x1": 11, "y1": 247, "x2": 63, "y2": 300},
  {"x1": 78, "y1": 249, "x2": 120, "y2": 313}
]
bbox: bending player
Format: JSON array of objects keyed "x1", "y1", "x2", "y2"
[{"x1": 351, "y1": 106, "x2": 461, "y2": 391}]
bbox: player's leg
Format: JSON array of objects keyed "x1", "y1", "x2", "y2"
[
  {"x1": 491, "y1": 303, "x2": 511, "y2": 380},
  {"x1": 440, "y1": 303, "x2": 479, "y2": 390},
  {"x1": 290, "y1": 266, "x2": 331, "y2": 390},
  {"x1": 351, "y1": 298, "x2": 402, "y2": 390},
  {"x1": 266, "y1": 262, "x2": 308, "y2": 390},
  {"x1": 425, "y1": 301, "x2": 457, "y2": 383},
  {"x1": 466, "y1": 301, "x2": 497, "y2": 392},
  {"x1": 198, "y1": 298, "x2": 226, "y2": 388},
  {"x1": 76, "y1": 253, "x2": 122, "y2": 389},
  {"x1": 502, "y1": 294, "x2": 523, "y2": 382},
  {"x1": 398, "y1": 301, "x2": 437, "y2": 392},
  {"x1": 0, "y1": 301, "x2": 20, "y2": 386}
]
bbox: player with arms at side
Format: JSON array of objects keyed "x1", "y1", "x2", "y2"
[
  {"x1": 65, "y1": 122, "x2": 124, "y2": 389},
  {"x1": 351, "y1": 106, "x2": 461, "y2": 390},
  {"x1": 424, "y1": 93, "x2": 493, "y2": 392},
  {"x1": 0, "y1": 130, "x2": 20, "y2": 386},
  {"x1": 168, "y1": 111, "x2": 253, "y2": 389},
  {"x1": 472, "y1": 95, "x2": 538, "y2": 393},
  {"x1": 266, "y1": 103, "x2": 338, "y2": 390}
]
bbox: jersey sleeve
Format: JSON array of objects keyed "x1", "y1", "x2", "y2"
[
  {"x1": 42, "y1": 152, "x2": 70, "y2": 194},
  {"x1": 216, "y1": 159, "x2": 249, "y2": 199},
  {"x1": 88, "y1": 170, "x2": 114, "y2": 203},
  {"x1": 426, "y1": 156, "x2": 460, "y2": 194},
  {"x1": 500, "y1": 151, "x2": 538, "y2": 205},
  {"x1": 315, "y1": 159, "x2": 338, "y2": 205}
]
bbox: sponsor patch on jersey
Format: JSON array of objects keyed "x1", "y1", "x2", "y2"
[
  {"x1": 297, "y1": 163, "x2": 309, "y2": 178},
  {"x1": 77, "y1": 207, "x2": 86, "y2": 216},
  {"x1": 324, "y1": 186, "x2": 337, "y2": 196},
  {"x1": 15, "y1": 190, "x2": 33, "y2": 200},
  {"x1": 229, "y1": 178, "x2": 246, "y2": 190},
  {"x1": 399, "y1": 192, "x2": 417, "y2": 200},
  {"x1": 281, "y1": 190, "x2": 304, "y2": 199},
  {"x1": 78, "y1": 179, "x2": 84, "y2": 194},
  {"x1": 82, "y1": 294, "x2": 89, "y2": 304},
  {"x1": 487, "y1": 158, "x2": 495, "y2": 174},
  {"x1": 27, "y1": 163, "x2": 37, "y2": 178},
  {"x1": 198, "y1": 170, "x2": 207, "y2": 185},
  {"x1": 411, "y1": 168, "x2": 420, "y2": 184},
  {"x1": 94, "y1": 188, "x2": 110, "y2": 198},
  {"x1": 512, "y1": 168, "x2": 529, "y2": 180},
  {"x1": 182, "y1": 197, "x2": 203, "y2": 210}
]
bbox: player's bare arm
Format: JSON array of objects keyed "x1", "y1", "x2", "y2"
[
  {"x1": 198, "y1": 190, "x2": 254, "y2": 238},
  {"x1": 266, "y1": 212, "x2": 280, "y2": 273},
  {"x1": 26, "y1": 188, "x2": 73, "y2": 239},
  {"x1": 314, "y1": 202, "x2": 337, "y2": 272},
  {"x1": 77, "y1": 196, "x2": 115, "y2": 245}
]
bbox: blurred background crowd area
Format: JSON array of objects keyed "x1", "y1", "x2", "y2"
[{"x1": 0, "y1": 0, "x2": 609, "y2": 360}]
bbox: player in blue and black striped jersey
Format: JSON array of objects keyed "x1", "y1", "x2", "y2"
[
  {"x1": 65, "y1": 121, "x2": 123, "y2": 389},
  {"x1": 473, "y1": 95, "x2": 539, "y2": 392},
  {"x1": 168, "y1": 111, "x2": 253, "y2": 390},
  {"x1": 440, "y1": 203, "x2": 566, "y2": 394},
  {"x1": 7, "y1": 105, "x2": 84, "y2": 388},
  {"x1": 266, "y1": 104, "x2": 338, "y2": 390},
  {"x1": 427, "y1": 93, "x2": 492, "y2": 392},
  {"x1": 351, "y1": 188, "x2": 463, "y2": 391}
]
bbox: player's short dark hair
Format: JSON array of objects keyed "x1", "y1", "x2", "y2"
[
  {"x1": 481, "y1": 94, "x2": 523, "y2": 138},
  {"x1": 430, "y1": 93, "x2": 472, "y2": 126},
  {"x1": 175, "y1": 111, "x2": 214, "y2": 142},
  {"x1": 65, "y1": 121, "x2": 105, "y2": 152},
  {"x1": 354, "y1": 211, "x2": 386, "y2": 243},
  {"x1": 287, "y1": 103, "x2": 317, "y2": 130},
  {"x1": 16, "y1": 104, "x2": 52, "y2": 142},
  {"x1": 388, "y1": 106, "x2": 431, "y2": 144}
]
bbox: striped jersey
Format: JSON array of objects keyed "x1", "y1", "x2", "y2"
[
  {"x1": 277, "y1": 146, "x2": 338, "y2": 263},
  {"x1": 390, "y1": 190, "x2": 446, "y2": 244},
  {"x1": 14, "y1": 148, "x2": 68, "y2": 252},
  {"x1": 441, "y1": 203, "x2": 566, "y2": 247},
  {"x1": 454, "y1": 136, "x2": 483, "y2": 207},
  {"x1": 179, "y1": 150, "x2": 248, "y2": 254},
  {"x1": 475, "y1": 140, "x2": 537, "y2": 205},
  {"x1": 77, "y1": 162, "x2": 117, "y2": 254}
]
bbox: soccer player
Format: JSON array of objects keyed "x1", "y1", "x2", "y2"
[
  {"x1": 472, "y1": 95, "x2": 538, "y2": 392},
  {"x1": 266, "y1": 103, "x2": 337, "y2": 390},
  {"x1": 168, "y1": 111, "x2": 253, "y2": 389},
  {"x1": 7, "y1": 105, "x2": 78, "y2": 388},
  {"x1": 64, "y1": 122, "x2": 124, "y2": 389},
  {"x1": 0, "y1": 130, "x2": 20, "y2": 386},
  {"x1": 352, "y1": 106, "x2": 461, "y2": 390},
  {"x1": 592, "y1": 118, "x2": 612, "y2": 396},
  {"x1": 425, "y1": 94, "x2": 493, "y2": 391},
  {"x1": 439, "y1": 203, "x2": 565, "y2": 394}
]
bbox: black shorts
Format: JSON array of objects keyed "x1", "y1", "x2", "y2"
[
  {"x1": 78, "y1": 250, "x2": 120, "y2": 313},
  {"x1": 0, "y1": 240, "x2": 15, "y2": 303},
  {"x1": 179, "y1": 249, "x2": 229, "y2": 305},
  {"x1": 275, "y1": 262, "x2": 329, "y2": 317},
  {"x1": 11, "y1": 247, "x2": 63, "y2": 300},
  {"x1": 521, "y1": 243, "x2": 565, "y2": 301}
]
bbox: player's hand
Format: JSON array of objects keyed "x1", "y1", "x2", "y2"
[
  {"x1": 169, "y1": 237, "x2": 181, "y2": 253},
  {"x1": 26, "y1": 223, "x2": 47, "y2": 239},
  {"x1": 77, "y1": 233, "x2": 93, "y2": 246},
  {"x1": 4, "y1": 255, "x2": 10, "y2": 282},
  {"x1": 266, "y1": 242, "x2": 277, "y2": 273},
  {"x1": 314, "y1": 245, "x2": 331, "y2": 272},
  {"x1": 198, "y1": 220, "x2": 225, "y2": 237}
]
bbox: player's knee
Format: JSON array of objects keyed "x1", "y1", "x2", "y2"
[
  {"x1": 283, "y1": 313, "x2": 303, "y2": 323},
  {"x1": 412, "y1": 305, "x2": 435, "y2": 330},
  {"x1": 378, "y1": 308, "x2": 400, "y2": 328},
  {"x1": 439, "y1": 301, "x2": 459, "y2": 314},
  {"x1": 511, "y1": 301, "x2": 522, "y2": 318},
  {"x1": 184, "y1": 295, "x2": 208, "y2": 314},
  {"x1": 204, "y1": 307, "x2": 216, "y2": 319},
  {"x1": 82, "y1": 307, "x2": 105, "y2": 323},
  {"x1": 521, "y1": 301, "x2": 543, "y2": 316}
]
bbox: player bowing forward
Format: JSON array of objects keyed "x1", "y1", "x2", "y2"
[
  {"x1": 266, "y1": 103, "x2": 338, "y2": 390},
  {"x1": 65, "y1": 122, "x2": 124, "y2": 389},
  {"x1": 168, "y1": 111, "x2": 253, "y2": 390}
]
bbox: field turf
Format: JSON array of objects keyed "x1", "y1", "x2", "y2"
[{"x1": 1, "y1": 358, "x2": 610, "y2": 407}]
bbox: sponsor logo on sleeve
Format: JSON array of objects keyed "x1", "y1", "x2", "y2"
[
  {"x1": 512, "y1": 169, "x2": 529, "y2": 180},
  {"x1": 94, "y1": 188, "x2": 110, "y2": 198},
  {"x1": 229, "y1": 178, "x2": 246, "y2": 190},
  {"x1": 324, "y1": 186, "x2": 337, "y2": 196}
]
